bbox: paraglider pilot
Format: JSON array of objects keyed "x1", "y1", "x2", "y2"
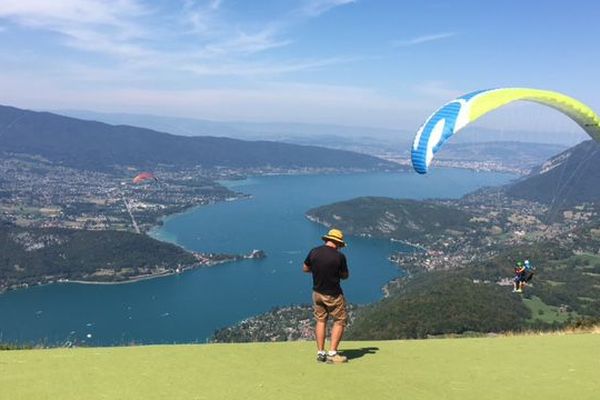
[
  {"x1": 521, "y1": 260, "x2": 535, "y2": 290},
  {"x1": 513, "y1": 259, "x2": 535, "y2": 292},
  {"x1": 513, "y1": 261, "x2": 526, "y2": 293}
]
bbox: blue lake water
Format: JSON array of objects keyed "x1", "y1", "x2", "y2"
[{"x1": 0, "y1": 170, "x2": 516, "y2": 346}]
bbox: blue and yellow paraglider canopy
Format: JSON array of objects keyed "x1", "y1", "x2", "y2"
[{"x1": 411, "y1": 88, "x2": 600, "y2": 174}]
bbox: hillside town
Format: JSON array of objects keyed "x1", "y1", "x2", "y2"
[
  {"x1": 385, "y1": 191, "x2": 599, "y2": 279},
  {"x1": 0, "y1": 153, "x2": 401, "y2": 233},
  {"x1": 0, "y1": 154, "x2": 243, "y2": 231}
]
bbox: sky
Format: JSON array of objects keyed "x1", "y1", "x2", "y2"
[{"x1": 0, "y1": 0, "x2": 599, "y2": 136}]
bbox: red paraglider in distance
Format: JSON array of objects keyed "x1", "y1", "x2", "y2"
[{"x1": 132, "y1": 172, "x2": 157, "y2": 184}]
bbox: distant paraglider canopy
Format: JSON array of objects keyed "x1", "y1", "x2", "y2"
[
  {"x1": 132, "y1": 172, "x2": 158, "y2": 184},
  {"x1": 411, "y1": 88, "x2": 600, "y2": 174}
]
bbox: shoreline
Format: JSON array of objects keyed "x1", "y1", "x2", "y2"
[
  {"x1": 146, "y1": 175, "x2": 264, "y2": 242},
  {"x1": 146, "y1": 194, "x2": 250, "y2": 241},
  {"x1": 60, "y1": 271, "x2": 183, "y2": 286},
  {"x1": 63, "y1": 254, "x2": 264, "y2": 287},
  {"x1": 0, "y1": 173, "x2": 267, "y2": 295},
  {"x1": 304, "y1": 214, "x2": 426, "y2": 252},
  {"x1": 1, "y1": 267, "x2": 197, "y2": 293},
  {"x1": 1, "y1": 251, "x2": 265, "y2": 294}
]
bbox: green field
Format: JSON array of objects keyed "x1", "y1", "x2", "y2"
[
  {"x1": 523, "y1": 295, "x2": 576, "y2": 323},
  {"x1": 1, "y1": 334, "x2": 599, "y2": 400}
]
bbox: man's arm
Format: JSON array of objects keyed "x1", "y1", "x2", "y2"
[
  {"x1": 340, "y1": 254, "x2": 349, "y2": 280},
  {"x1": 303, "y1": 249, "x2": 313, "y2": 273}
]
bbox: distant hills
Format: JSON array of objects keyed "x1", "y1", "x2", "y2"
[
  {"x1": 307, "y1": 197, "x2": 473, "y2": 242},
  {"x1": 506, "y1": 140, "x2": 600, "y2": 205},
  {"x1": 306, "y1": 141, "x2": 600, "y2": 235},
  {"x1": 438, "y1": 141, "x2": 566, "y2": 169},
  {"x1": 59, "y1": 109, "x2": 585, "y2": 161},
  {"x1": 59, "y1": 109, "x2": 411, "y2": 142},
  {"x1": 4, "y1": 105, "x2": 574, "y2": 173},
  {"x1": 0, "y1": 105, "x2": 397, "y2": 172},
  {"x1": 60, "y1": 109, "x2": 589, "y2": 146},
  {"x1": 0, "y1": 223, "x2": 197, "y2": 291}
]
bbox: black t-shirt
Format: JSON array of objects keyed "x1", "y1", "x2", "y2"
[{"x1": 304, "y1": 245, "x2": 348, "y2": 296}]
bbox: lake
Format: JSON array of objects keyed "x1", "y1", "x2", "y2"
[{"x1": 0, "y1": 169, "x2": 516, "y2": 345}]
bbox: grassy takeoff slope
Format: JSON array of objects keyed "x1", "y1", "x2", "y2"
[{"x1": 2, "y1": 334, "x2": 599, "y2": 400}]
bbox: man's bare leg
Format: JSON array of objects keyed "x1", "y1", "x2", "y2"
[
  {"x1": 329, "y1": 323, "x2": 345, "y2": 352},
  {"x1": 315, "y1": 320, "x2": 326, "y2": 351}
]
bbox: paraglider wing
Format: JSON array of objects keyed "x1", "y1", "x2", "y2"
[
  {"x1": 411, "y1": 88, "x2": 600, "y2": 174},
  {"x1": 132, "y1": 172, "x2": 157, "y2": 184}
]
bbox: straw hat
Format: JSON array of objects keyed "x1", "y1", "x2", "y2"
[{"x1": 321, "y1": 228, "x2": 346, "y2": 247}]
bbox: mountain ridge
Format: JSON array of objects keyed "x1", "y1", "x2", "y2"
[
  {"x1": 506, "y1": 140, "x2": 600, "y2": 205},
  {"x1": 0, "y1": 105, "x2": 397, "y2": 172}
]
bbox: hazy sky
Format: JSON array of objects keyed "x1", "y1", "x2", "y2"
[{"x1": 0, "y1": 0, "x2": 598, "y2": 135}]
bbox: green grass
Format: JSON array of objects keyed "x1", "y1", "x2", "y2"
[
  {"x1": 1, "y1": 334, "x2": 599, "y2": 400},
  {"x1": 523, "y1": 295, "x2": 576, "y2": 323},
  {"x1": 572, "y1": 253, "x2": 600, "y2": 265}
]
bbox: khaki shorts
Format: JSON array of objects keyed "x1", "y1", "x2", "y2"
[{"x1": 312, "y1": 291, "x2": 347, "y2": 327}]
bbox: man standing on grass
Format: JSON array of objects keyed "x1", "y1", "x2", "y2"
[{"x1": 303, "y1": 228, "x2": 349, "y2": 363}]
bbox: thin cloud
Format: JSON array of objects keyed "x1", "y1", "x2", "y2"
[
  {"x1": 181, "y1": 0, "x2": 225, "y2": 36},
  {"x1": 0, "y1": 0, "x2": 150, "y2": 61},
  {"x1": 203, "y1": 27, "x2": 292, "y2": 55},
  {"x1": 208, "y1": 0, "x2": 223, "y2": 10},
  {"x1": 301, "y1": 0, "x2": 356, "y2": 17},
  {"x1": 392, "y1": 32, "x2": 456, "y2": 47},
  {"x1": 0, "y1": 0, "x2": 147, "y2": 32},
  {"x1": 180, "y1": 57, "x2": 353, "y2": 77},
  {"x1": 0, "y1": 0, "x2": 359, "y2": 78}
]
